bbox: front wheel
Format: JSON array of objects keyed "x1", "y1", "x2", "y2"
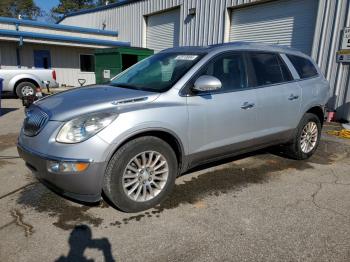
[
  {"x1": 283, "y1": 113, "x2": 322, "y2": 160},
  {"x1": 103, "y1": 136, "x2": 178, "y2": 213}
]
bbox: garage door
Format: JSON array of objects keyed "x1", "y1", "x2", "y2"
[
  {"x1": 146, "y1": 8, "x2": 180, "y2": 53},
  {"x1": 229, "y1": 0, "x2": 318, "y2": 55}
]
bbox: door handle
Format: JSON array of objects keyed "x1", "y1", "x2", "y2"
[
  {"x1": 241, "y1": 102, "x2": 255, "y2": 110},
  {"x1": 288, "y1": 94, "x2": 299, "y2": 100}
]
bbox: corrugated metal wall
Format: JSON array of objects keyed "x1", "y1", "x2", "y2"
[
  {"x1": 0, "y1": 41, "x2": 18, "y2": 68},
  {"x1": 312, "y1": 0, "x2": 350, "y2": 120},
  {"x1": 61, "y1": 0, "x2": 350, "y2": 120}
]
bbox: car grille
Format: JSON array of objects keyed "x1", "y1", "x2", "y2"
[{"x1": 23, "y1": 107, "x2": 49, "y2": 136}]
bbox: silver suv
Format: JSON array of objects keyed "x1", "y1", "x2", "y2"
[{"x1": 18, "y1": 43, "x2": 330, "y2": 212}]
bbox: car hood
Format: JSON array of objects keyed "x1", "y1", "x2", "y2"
[{"x1": 35, "y1": 85, "x2": 160, "y2": 121}]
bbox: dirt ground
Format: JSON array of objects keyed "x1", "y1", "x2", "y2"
[{"x1": 0, "y1": 97, "x2": 349, "y2": 262}]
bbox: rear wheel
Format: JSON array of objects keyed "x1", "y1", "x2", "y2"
[
  {"x1": 103, "y1": 136, "x2": 178, "y2": 213},
  {"x1": 15, "y1": 82, "x2": 36, "y2": 98},
  {"x1": 282, "y1": 113, "x2": 321, "y2": 160}
]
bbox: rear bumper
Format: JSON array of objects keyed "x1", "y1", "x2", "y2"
[
  {"x1": 17, "y1": 143, "x2": 106, "y2": 203},
  {"x1": 40, "y1": 81, "x2": 59, "y2": 89}
]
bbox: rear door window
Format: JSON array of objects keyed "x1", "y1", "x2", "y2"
[
  {"x1": 248, "y1": 52, "x2": 293, "y2": 87},
  {"x1": 286, "y1": 54, "x2": 318, "y2": 79}
]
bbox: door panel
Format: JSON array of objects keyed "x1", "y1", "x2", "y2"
[
  {"x1": 247, "y1": 52, "x2": 301, "y2": 141},
  {"x1": 187, "y1": 90, "x2": 258, "y2": 158},
  {"x1": 186, "y1": 52, "x2": 258, "y2": 162},
  {"x1": 255, "y1": 82, "x2": 301, "y2": 137}
]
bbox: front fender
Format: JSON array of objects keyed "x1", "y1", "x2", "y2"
[{"x1": 102, "y1": 124, "x2": 186, "y2": 157}]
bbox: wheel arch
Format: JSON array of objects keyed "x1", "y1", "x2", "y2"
[
  {"x1": 107, "y1": 128, "x2": 186, "y2": 175},
  {"x1": 305, "y1": 106, "x2": 325, "y2": 126},
  {"x1": 9, "y1": 75, "x2": 41, "y2": 94}
]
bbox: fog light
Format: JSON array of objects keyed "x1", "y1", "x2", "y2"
[{"x1": 47, "y1": 161, "x2": 89, "y2": 173}]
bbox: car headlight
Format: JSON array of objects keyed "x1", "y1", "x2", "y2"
[{"x1": 56, "y1": 112, "x2": 118, "y2": 143}]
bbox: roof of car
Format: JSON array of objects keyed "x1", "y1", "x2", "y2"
[{"x1": 163, "y1": 42, "x2": 308, "y2": 57}]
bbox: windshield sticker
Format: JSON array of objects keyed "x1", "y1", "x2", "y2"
[{"x1": 175, "y1": 55, "x2": 198, "y2": 61}]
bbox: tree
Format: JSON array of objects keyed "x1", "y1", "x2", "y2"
[
  {"x1": 50, "y1": 0, "x2": 124, "y2": 21},
  {"x1": 0, "y1": 0, "x2": 41, "y2": 19},
  {"x1": 51, "y1": 0, "x2": 96, "y2": 21}
]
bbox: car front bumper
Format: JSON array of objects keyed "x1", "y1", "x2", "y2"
[{"x1": 17, "y1": 143, "x2": 106, "y2": 203}]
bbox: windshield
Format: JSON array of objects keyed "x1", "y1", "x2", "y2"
[{"x1": 110, "y1": 52, "x2": 205, "y2": 92}]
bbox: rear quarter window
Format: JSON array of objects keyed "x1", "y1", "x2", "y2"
[
  {"x1": 287, "y1": 54, "x2": 318, "y2": 79},
  {"x1": 248, "y1": 52, "x2": 293, "y2": 87}
]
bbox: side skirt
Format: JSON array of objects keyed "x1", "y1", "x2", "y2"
[{"x1": 181, "y1": 129, "x2": 295, "y2": 173}]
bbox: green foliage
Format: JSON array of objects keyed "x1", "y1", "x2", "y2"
[
  {"x1": 51, "y1": 0, "x2": 95, "y2": 20},
  {"x1": 0, "y1": 0, "x2": 41, "y2": 19},
  {"x1": 51, "y1": 0, "x2": 121, "y2": 21}
]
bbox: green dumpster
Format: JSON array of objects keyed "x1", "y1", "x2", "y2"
[{"x1": 95, "y1": 47, "x2": 154, "y2": 84}]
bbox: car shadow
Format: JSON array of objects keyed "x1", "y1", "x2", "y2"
[
  {"x1": 55, "y1": 224, "x2": 116, "y2": 262},
  {"x1": 0, "y1": 92, "x2": 18, "y2": 99},
  {"x1": 0, "y1": 108, "x2": 18, "y2": 116}
]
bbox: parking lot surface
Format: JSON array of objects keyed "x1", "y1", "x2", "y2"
[{"x1": 0, "y1": 98, "x2": 349, "y2": 262}]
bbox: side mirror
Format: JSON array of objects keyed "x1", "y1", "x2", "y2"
[{"x1": 192, "y1": 75, "x2": 222, "y2": 93}]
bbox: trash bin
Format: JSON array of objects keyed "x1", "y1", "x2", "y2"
[
  {"x1": 95, "y1": 47, "x2": 154, "y2": 84},
  {"x1": 0, "y1": 78, "x2": 3, "y2": 116}
]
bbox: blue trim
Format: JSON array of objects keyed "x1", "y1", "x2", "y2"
[
  {"x1": 57, "y1": 0, "x2": 141, "y2": 23},
  {"x1": 0, "y1": 29, "x2": 130, "y2": 47},
  {"x1": 0, "y1": 16, "x2": 118, "y2": 36}
]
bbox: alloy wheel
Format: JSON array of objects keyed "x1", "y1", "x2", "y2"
[
  {"x1": 300, "y1": 121, "x2": 318, "y2": 153},
  {"x1": 122, "y1": 151, "x2": 169, "y2": 202}
]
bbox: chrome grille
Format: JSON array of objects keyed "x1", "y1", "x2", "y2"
[{"x1": 23, "y1": 107, "x2": 49, "y2": 136}]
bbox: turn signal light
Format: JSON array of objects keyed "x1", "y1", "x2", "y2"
[{"x1": 47, "y1": 161, "x2": 89, "y2": 173}]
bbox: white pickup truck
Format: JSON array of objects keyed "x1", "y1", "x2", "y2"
[{"x1": 0, "y1": 69, "x2": 59, "y2": 98}]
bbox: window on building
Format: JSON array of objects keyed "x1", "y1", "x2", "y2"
[
  {"x1": 287, "y1": 54, "x2": 318, "y2": 79},
  {"x1": 200, "y1": 53, "x2": 247, "y2": 92},
  {"x1": 248, "y1": 52, "x2": 293, "y2": 87},
  {"x1": 34, "y1": 50, "x2": 51, "y2": 69},
  {"x1": 80, "y1": 54, "x2": 95, "y2": 72}
]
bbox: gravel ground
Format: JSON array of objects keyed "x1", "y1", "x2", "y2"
[{"x1": 0, "y1": 97, "x2": 349, "y2": 262}]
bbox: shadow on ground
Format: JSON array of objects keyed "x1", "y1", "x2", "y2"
[
  {"x1": 55, "y1": 224, "x2": 116, "y2": 262},
  {"x1": 0, "y1": 133, "x2": 20, "y2": 167},
  {"x1": 16, "y1": 140, "x2": 350, "y2": 231},
  {"x1": 0, "y1": 108, "x2": 18, "y2": 116}
]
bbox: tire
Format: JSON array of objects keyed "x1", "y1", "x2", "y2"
[
  {"x1": 103, "y1": 136, "x2": 178, "y2": 213},
  {"x1": 283, "y1": 113, "x2": 322, "y2": 160},
  {"x1": 15, "y1": 82, "x2": 36, "y2": 98}
]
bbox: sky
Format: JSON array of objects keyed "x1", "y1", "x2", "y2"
[
  {"x1": 34, "y1": 0, "x2": 59, "y2": 22},
  {"x1": 34, "y1": 0, "x2": 59, "y2": 13}
]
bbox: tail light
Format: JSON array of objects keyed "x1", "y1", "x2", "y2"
[{"x1": 52, "y1": 70, "x2": 56, "y2": 81}]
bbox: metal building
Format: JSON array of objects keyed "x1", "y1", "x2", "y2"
[
  {"x1": 59, "y1": 0, "x2": 350, "y2": 121},
  {"x1": 0, "y1": 17, "x2": 129, "y2": 87}
]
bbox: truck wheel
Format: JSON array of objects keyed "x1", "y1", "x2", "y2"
[
  {"x1": 15, "y1": 82, "x2": 36, "y2": 98},
  {"x1": 283, "y1": 113, "x2": 322, "y2": 160},
  {"x1": 103, "y1": 136, "x2": 178, "y2": 213}
]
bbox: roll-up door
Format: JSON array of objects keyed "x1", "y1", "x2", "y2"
[
  {"x1": 146, "y1": 8, "x2": 180, "y2": 53},
  {"x1": 229, "y1": 0, "x2": 318, "y2": 54}
]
